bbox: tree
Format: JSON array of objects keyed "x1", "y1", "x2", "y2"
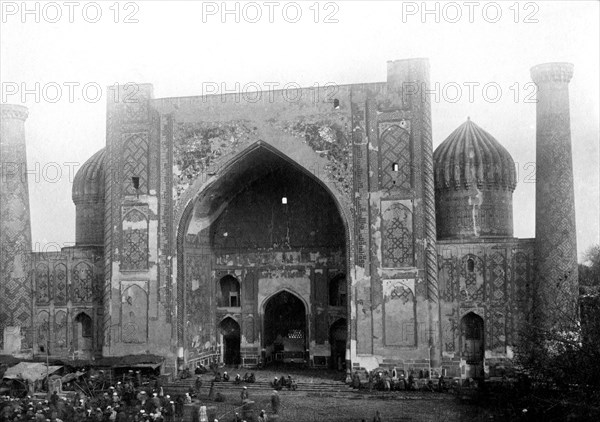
[
  {"x1": 511, "y1": 244, "x2": 600, "y2": 420},
  {"x1": 579, "y1": 244, "x2": 600, "y2": 287}
]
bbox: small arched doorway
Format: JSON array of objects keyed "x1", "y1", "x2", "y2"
[
  {"x1": 264, "y1": 290, "x2": 307, "y2": 364},
  {"x1": 460, "y1": 312, "x2": 484, "y2": 378},
  {"x1": 329, "y1": 318, "x2": 347, "y2": 371},
  {"x1": 73, "y1": 313, "x2": 93, "y2": 355},
  {"x1": 219, "y1": 317, "x2": 241, "y2": 365},
  {"x1": 217, "y1": 275, "x2": 241, "y2": 308}
]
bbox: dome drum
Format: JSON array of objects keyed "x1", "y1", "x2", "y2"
[{"x1": 436, "y1": 188, "x2": 513, "y2": 239}]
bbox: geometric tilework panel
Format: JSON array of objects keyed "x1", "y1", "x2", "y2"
[
  {"x1": 488, "y1": 252, "x2": 506, "y2": 302},
  {"x1": 440, "y1": 260, "x2": 456, "y2": 302},
  {"x1": 458, "y1": 255, "x2": 484, "y2": 302},
  {"x1": 54, "y1": 310, "x2": 68, "y2": 350},
  {"x1": 53, "y1": 263, "x2": 68, "y2": 305},
  {"x1": 72, "y1": 263, "x2": 94, "y2": 304},
  {"x1": 124, "y1": 100, "x2": 148, "y2": 123},
  {"x1": 36, "y1": 263, "x2": 51, "y2": 304},
  {"x1": 37, "y1": 311, "x2": 50, "y2": 351},
  {"x1": 381, "y1": 201, "x2": 414, "y2": 268},
  {"x1": 380, "y1": 125, "x2": 412, "y2": 190},
  {"x1": 122, "y1": 134, "x2": 149, "y2": 195},
  {"x1": 121, "y1": 228, "x2": 149, "y2": 271},
  {"x1": 514, "y1": 252, "x2": 530, "y2": 312},
  {"x1": 121, "y1": 209, "x2": 149, "y2": 271},
  {"x1": 490, "y1": 309, "x2": 506, "y2": 352}
]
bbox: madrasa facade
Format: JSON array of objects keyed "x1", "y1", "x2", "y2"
[{"x1": 0, "y1": 58, "x2": 579, "y2": 378}]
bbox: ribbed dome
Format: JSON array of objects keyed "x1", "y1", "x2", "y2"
[
  {"x1": 72, "y1": 148, "x2": 105, "y2": 204},
  {"x1": 433, "y1": 119, "x2": 516, "y2": 191}
]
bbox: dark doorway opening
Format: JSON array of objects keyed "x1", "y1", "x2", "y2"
[
  {"x1": 73, "y1": 312, "x2": 93, "y2": 353},
  {"x1": 461, "y1": 312, "x2": 484, "y2": 378},
  {"x1": 264, "y1": 291, "x2": 307, "y2": 364},
  {"x1": 220, "y1": 317, "x2": 241, "y2": 365},
  {"x1": 329, "y1": 318, "x2": 347, "y2": 371}
]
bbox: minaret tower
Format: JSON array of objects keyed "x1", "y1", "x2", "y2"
[
  {"x1": 530, "y1": 63, "x2": 578, "y2": 327},
  {"x1": 0, "y1": 104, "x2": 33, "y2": 353}
]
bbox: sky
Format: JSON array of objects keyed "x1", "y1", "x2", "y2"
[{"x1": 1, "y1": 0, "x2": 598, "y2": 261}]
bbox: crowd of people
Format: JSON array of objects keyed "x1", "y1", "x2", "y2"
[
  {"x1": 0, "y1": 380, "x2": 190, "y2": 422},
  {"x1": 269, "y1": 376, "x2": 296, "y2": 391},
  {"x1": 349, "y1": 369, "x2": 455, "y2": 393},
  {"x1": 0, "y1": 363, "x2": 446, "y2": 422}
]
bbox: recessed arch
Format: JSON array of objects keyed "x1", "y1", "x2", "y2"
[
  {"x1": 329, "y1": 318, "x2": 347, "y2": 370},
  {"x1": 219, "y1": 317, "x2": 241, "y2": 365},
  {"x1": 217, "y1": 274, "x2": 241, "y2": 308},
  {"x1": 176, "y1": 141, "x2": 352, "y2": 353},
  {"x1": 460, "y1": 312, "x2": 484, "y2": 378},
  {"x1": 73, "y1": 312, "x2": 93, "y2": 354},
  {"x1": 263, "y1": 290, "x2": 308, "y2": 364},
  {"x1": 259, "y1": 287, "x2": 310, "y2": 316}
]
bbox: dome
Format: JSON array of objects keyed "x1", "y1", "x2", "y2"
[
  {"x1": 433, "y1": 119, "x2": 516, "y2": 239},
  {"x1": 433, "y1": 119, "x2": 516, "y2": 192},
  {"x1": 72, "y1": 148, "x2": 106, "y2": 204}
]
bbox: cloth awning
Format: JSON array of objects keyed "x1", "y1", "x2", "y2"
[
  {"x1": 61, "y1": 371, "x2": 85, "y2": 383},
  {"x1": 114, "y1": 363, "x2": 162, "y2": 370},
  {"x1": 2, "y1": 362, "x2": 62, "y2": 382}
]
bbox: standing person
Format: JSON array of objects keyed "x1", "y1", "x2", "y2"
[
  {"x1": 373, "y1": 410, "x2": 382, "y2": 422},
  {"x1": 208, "y1": 380, "x2": 215, "y2": 401},
  {"x1": 199, "y1": 405, "x2": 208, "y2": 422},
  {"x1": 270, "y1": 390, "x2": 280, "y2": 414},
  {"x1": 240, "y1": 386, "x2": 249, "y2": 403},
  {"x1": 191, "y1": 405, "x2": 200, "y2": 422},
  {"x1": 175, "y1": 395, "x2": 185, "y2": 422},
  {"x1": 407, "y1": 372, "x2": 415, "y2": 391}
]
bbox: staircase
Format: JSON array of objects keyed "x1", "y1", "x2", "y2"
[
  {"x1": 159, "y1": 373, "x2": 353, "y2": 422},
  {"x1": 162, "y1": 373, "x2": 354, "y2": 397}
]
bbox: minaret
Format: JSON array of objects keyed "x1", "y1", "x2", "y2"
[
  {"x1": 530, "y1": 63, "x2": 578, "y2": 327},
  {"x1": 0, "y1": 104, "x2": 33, "y2": 353}
]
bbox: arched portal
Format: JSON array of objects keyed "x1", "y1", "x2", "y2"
[
  {"x1": 264, "y1": 291, "x2": 307, "y2": 364},
  {"x1": 73, "y1": 313, "x2": 93, "y2": 355},
  {"x1": 177, "y1": 142, "x2": 349, "y2": 368},
  {"x1": 329, "y1": 318, "x2": 347, "y2": 370},
  {"x1": 460, "y1": 312, "x2": 484, "y2": 378},
  {"x1": 219, "y1": 317, "x2": 241, "y2": 365}
]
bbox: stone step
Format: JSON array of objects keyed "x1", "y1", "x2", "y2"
[{"x1": 162, "y1": 385, "x2": 353, "y2": 396}]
